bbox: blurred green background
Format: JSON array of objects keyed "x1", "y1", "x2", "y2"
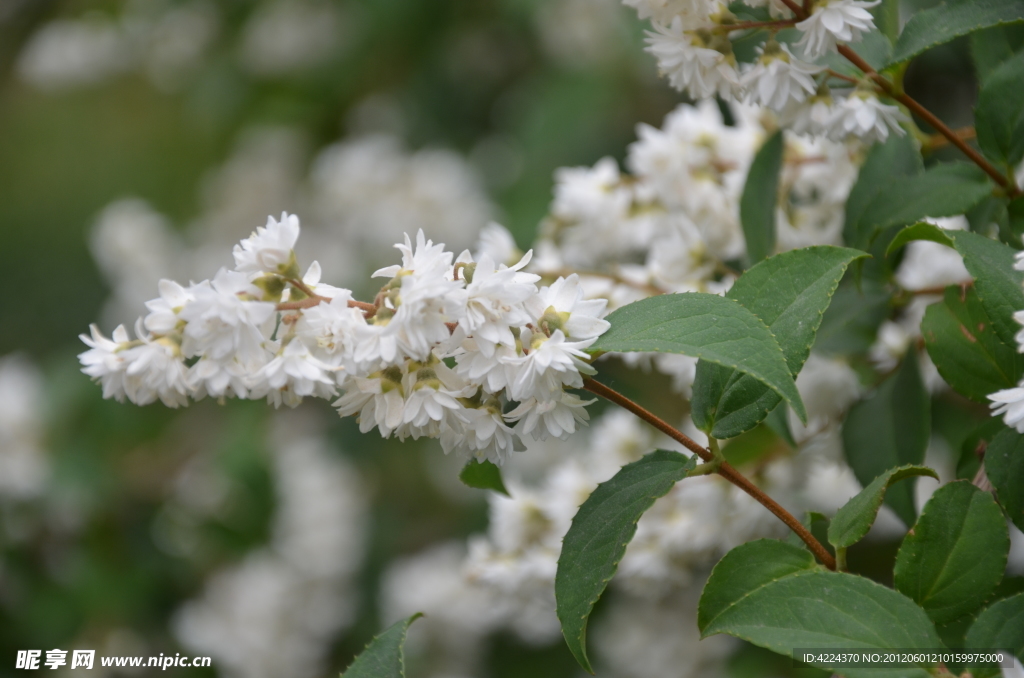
[{"x1": 0, "y1": 0, "x2": 987, "y2": 676}]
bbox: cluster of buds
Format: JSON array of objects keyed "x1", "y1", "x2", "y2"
[{"x1": 79, "y1": 214, "x2": 610, "y2": 464}]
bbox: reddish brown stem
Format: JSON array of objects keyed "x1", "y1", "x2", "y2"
[
  {"x1": 775, "y1": 0, "x2": 1018, "y2": 195},
  {"x1": 835, "y1": 45, "x2": 1018, "y2": 196},
  {"x1": 582, "y1": 378, "x2": 837, "y2": 570},
  {"x1": 925, "y1": 126, "x2": 976, "y2": 151},
  {"x1": 276, "y1": 295, "x2": 377, "y2": 316}
]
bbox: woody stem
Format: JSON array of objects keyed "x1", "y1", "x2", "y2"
[{"x1": 582, "y1": 378, "x2": 837, "y2": 570}]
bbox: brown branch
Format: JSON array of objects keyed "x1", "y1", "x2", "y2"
[
  {"x1": 836, "y1": 45, "x2": 1018, "y2": 196},
  {"x1": 582, "y1": 378, "x2": 837, "y2": 570},
  {"x1": 825, "y1": 68, "x2": 860, "y2": 85},
  {"x1": 774, "y1": 0, "x2": 1018, "y2": 196},
  {"x1": 276, "y1": 294, "x2": 377, "y2": 316},
  {"x1": 925, "y1": 126, "x2": 976, "y2": 151}
]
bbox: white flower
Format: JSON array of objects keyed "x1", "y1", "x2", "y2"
[
  {"x1": 505, "y1": 392, "x2": 594, "y2": 441},
  {"x1": 187, "y1": 356, "x2": 252, "y2": 400},
  {"x1": 178, "y1": 269, "x2": 276, "y2": 364},
  {"x1": 525, "y1": 274, "x2": 610, "y2": 341},
  {"x1": 442, "y1": 401, "x2": 519, "y2": 464},
  {"x1": 398, "y1": 360, "x2": 472, "y2": 440},
  {"x1": 249, "y1": 340, "x2": 338, "y2": 408},
  {"x1": 827, "y1": 93, "x2": 908, "y2": 144},
  {"x1": 1014, "y1": 249, "x2": 1024, "y2": 272},
  {"x1": 623, "y1": 0, "x2": 719, "y2": 25},
  {"x1": 780, "y1": 93, "x2": 836, "y2": 136},
  {"x1": 645, "y1": 18, "x2": 742, "y2": 100},
  {"x1": 511, "y1": 329, "x2": 596, "y2": 402},
  {"x1": 79, "y1": 323, "x2": 131, "y2": 402},
  {"x1": 741, "y1": 43, "x2": 823, "y2": 111},
  {"x1": 144, "y1": 279, "x2": 192, "y2": 335},
  {"x1": 795, "y1": 0, "x2": 880, "y2": 58},
  {"x1": 371, "y1": 230, "x2": 466, "y2": 363},
  {"x1": 120, "y1": 323, "x2": 190, "y2": 408},
  {"x1": 869, "y1": 320, "x2": 911, "y2": 371},
  {"x1": 294, "y1": 292, "x2": 366, "y2": 368},
  {"x1": 552, "y1": 157, "x2": 631, "y2": 224},
  {"x1": 334, "y1": 365, "x2": 407, "y2": 437},
  {"x1": 475, "y1": 222, "x2": 522, "y2": 267},
  {"x1": 79, "y1": 322, "x2": 190, "y2": 407},
  {"x1": 453, "y1": 341, "x2": 521, "y2": 395},
  {"x1": 232, "y1": 212, "x2": 301, "y2": 275},
  {"x1": 458, "y1": 251, "x2": 539, "y2": 356},
  {"x1": 894, "y1": 216, "x2": 970, "y2": 291},
  {"x1": 990, "y1": 386, "x2": 1024, "y2": 433}
]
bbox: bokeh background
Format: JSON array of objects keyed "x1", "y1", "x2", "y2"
[{"x1": 0, "y1": 0, "x2": 995, "y2": 676}]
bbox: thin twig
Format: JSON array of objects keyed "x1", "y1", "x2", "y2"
[
  {"x1": 925, "y1": 126, "x2": 976, "y2": 151},
  {"x1": 775, "y1": 0, "x2": 1019, "y2": 196},
  {"x1": 825, "y1": 69, "x2": 860, "y2": 85},
  {"x1": 582, "y1": 378, "x2": 837, "y2": 570}
]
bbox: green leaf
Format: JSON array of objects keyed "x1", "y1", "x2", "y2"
[
  {"x1": 858, "y1": 163, "x2": 993, "y2": 248},
  {"x1": 843, "y1": 356, "x2": 930, "y2": 527},
  {"x1": 894, "y1": 481, "x2": 1010, "y2": 625},
  {"x1": 812, "y1": 282, "x2": 891, "y2": 355},
  {"x1": 885, "y1": 221, "x2": 956, "y2": 255},
  {"x1": 964, "y1": 592, "x2": 1024, "y2": 678},
  {"x1": 698, "y1": 539, "x2": 817, "y2": 631},
  {"x1": 844, "y1": 135, "x2": 922, "y2": 249},
  {"x1": 889, "y1": 224, "x2": 1024, "y2": 348},
  {"x1": 741, "y1": 130, "x2": 784, "y2": 264},
  {"x1": 976, "y1": 49, "x2": 1024, "y2": 168},
  {"x1": 971, "y1": 24, "x2": 1024, "y2": 82},
  {"x1": 556, "y1": 449, "x2": 697, "y2": 673},
  {"x1": 827, "y1": 465, "x2": 939, "y2": 550},
  {"x1": 985, "y1": 428, "x2": 1024, "y2": 532},
  {"x1": 922, "y1": 285, "x2": 1024, "y2": 402},
  {"x1": 700, "y1": 544, "x2": 941, "y2": 678},
  {"x1": 591, "y1": 293, "x2": 807, "y2": 422},
  {"x1": 342, "y1": 614, "x2": 422, "y2": 678},
  {"x1": 888, "y1": 0, "x2": 1024, "y2": 66},
  {"x1": 458, "y1": 459, "x2": 509, "y2": 496},
  {"x1": 691, "y1": 247, "x2": 866, "y2": 438}
]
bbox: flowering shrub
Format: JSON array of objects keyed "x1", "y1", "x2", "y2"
[{"x1": 76, "y1": 0, "x2": 1024, "y2": 675}]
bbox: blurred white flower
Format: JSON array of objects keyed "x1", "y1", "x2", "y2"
[{"x1": 795, "y1": 0, "x2": 880, "y2": 58}]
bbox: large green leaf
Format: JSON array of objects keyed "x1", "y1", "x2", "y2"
[
  {"x1": 556, "y1": 449, "x2": 696, "y2": 673},
  {"x1": 843, "y1": 356, "x2": 930, "y2": 527},
  {"x1": 857, "y1": 163, "x2": 993, "y2": 248},
  {"x1": 888, "y1": 224, "x2": 1024, "y2": 348},
  {"x1": 922, "y1": 285, "x2": 1024, "y2": 402},
  {"x1": 965, "y1": 592, "x2": 1024, "y2": 678},
  {"x1": 458, "y1": 459, "x2": 509, "y2": 496},
  {"x1": 827, "y1": 465, "x2": 938, "y2": 550},
  {"x1": 894, "y1": 481, "x2": 1010, "y2": 625},
  {"x1": 985, "y1": 428, "x2": 1024, "y2": 532},
  {"x1": 971, "y1": 24, "x2": 1024, "y2": 82},
  {"x1": 844, "y1": 135, "x2": 922, "y2": 249},
  {"x1": 812, "y1": 282, "x2": 891, "y2": 355},
  {"x1": 591, "y1": 293, "x2": 806, "y2": 422},
  {"x1": 976, "y1": 50, "x2": 1024, "y2": 169},
  {"x1": 700, "y1": 545, "x2": 941, "y2": 678},
  {"x1": 691, "y1": 247, "x2": 866, "y2": 438},
  {"x1": 741, "y1": 130, "x2": 784, "y2": 264},
  {"x1": 342, "y1": 614, "x2": 422, "y2": 678},
  {"x1": 698, "y1": 539, "x2": 817, "y2": 631},
  {"x1": 888, "y1": 0, "x2": 1024, "y2": 66}
]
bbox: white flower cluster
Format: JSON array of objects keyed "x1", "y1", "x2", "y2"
[
  {"x1": 633, "y1": 0, "x2": 909, "y2": 143},
  {"x1": 79, "y1": 213, "x2": 610, "y2": 465},
  {"x1": 988, "y1": 249, "x2": 1024, "y2": 432},
  {"x1": 0, "y1": 355, "x2": 50, "y2": 501},
  {"x1": 173, "y1": 429, "x2": 367, "y2": 678},
  {"x1": 530, "y1": 100, "x2": 857, "y2": 395}
]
